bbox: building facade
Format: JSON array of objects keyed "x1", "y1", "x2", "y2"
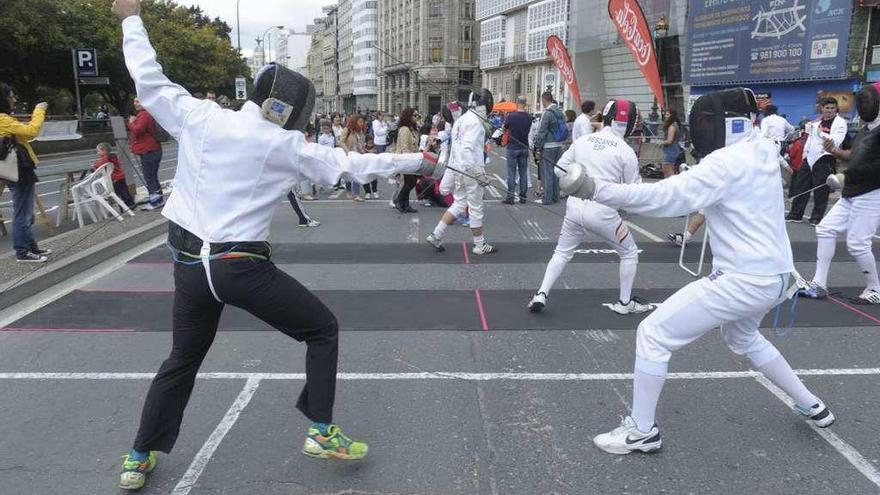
[
  {"x1": 476, "y1": 0, "x2": 570, "y2": 111},
  {"x1": 337, "y1": 0, "x2": 354, "y2": 111},
  {"x1": 377, "y1": 0, "x2": 480, "y2": 116},
  {"x1": 351, "y1": 0, "x2": 379, "y2": 111}
]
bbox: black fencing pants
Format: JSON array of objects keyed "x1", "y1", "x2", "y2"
[
  {"x1": 789, "y1": 156, "x2": 834, "y2": 222},
  {"x1": 133, "y1": 257, "x2": 338, "y2": 453}
]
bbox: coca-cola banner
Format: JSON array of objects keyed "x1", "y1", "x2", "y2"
[
  {"x1": 546, "y1": 35, "x2": 582, "y2": 107},
  {"x1": 607, "y1": 0, "x2": 665, "y2": 108}
]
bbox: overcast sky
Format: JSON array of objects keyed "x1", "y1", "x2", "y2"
[{"x1": 176, "y1": 0, "x2": 336, "y2": 59}]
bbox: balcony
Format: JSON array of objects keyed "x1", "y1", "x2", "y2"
[{"x1": 501, "y1": 53, "x2": 526, "y2": 65}]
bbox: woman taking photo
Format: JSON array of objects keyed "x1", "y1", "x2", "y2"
[
  {"x1": 394, "y1": 108, "x2": 420, "y2": 213},
  {"x1": 0, "y1": 83, "x2": 51, "y2": 262},
  {"x1": 660, "y1": 109, "x2": 684, "y2": 178}
]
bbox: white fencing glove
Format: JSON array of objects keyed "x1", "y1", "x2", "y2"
[
  {"x1": 826, "y1": 173, "x2": 845, "y2": 192},
  {"x1": 556, "y1": 162, "x2": 595, "y2": 200}
]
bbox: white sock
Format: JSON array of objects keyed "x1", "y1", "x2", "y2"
[
  {"x1": 631, "y1": 358, "x2": 667, "y2": 433},
  {"x1": 813, "y1": 237, "x2": 835, "y2": 288},
  {"x1": 618, "y1": 258, "x2": 637, "y2": 304},
  {"x1": 473, "y1": 234, "x2": 485, "y2": 248},
  {"x1": 433, "y1": 221, "x2": 448, "y2": 239},
  {"x1": 538, "y1": 253, "x2": 569, "y2": 295},
  {"x1": 756, "y1": 355, "x2": 817, "y2": 409},
  {"x1": 683, "y1": 230, "x2": 692, "y2": 242},
  {"x1": 853, "y1": 251, "x2": 880, "y2": 291}
]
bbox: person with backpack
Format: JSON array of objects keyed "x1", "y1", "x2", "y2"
[
  {"x1": 127, "y1": 97, "x2": 163, "y2": 209},
  {"x1": 534, "y1": 91, "x2": 567, "y2": 205}
]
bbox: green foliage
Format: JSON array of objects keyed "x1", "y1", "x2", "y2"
[{"x1": 0, "y1": 0, "x2": 248, "y2": 115}]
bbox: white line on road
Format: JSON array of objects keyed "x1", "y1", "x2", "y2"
[
  {"x1": 409, "y1": 217, "x2": 420, "y2": 243},
  {"x1": 755, "y1": 375, "x2": 880, "y2": 489},
  {"x1": 2, "y1": 369, "x2": 880, "y2": 381},
  {"x1": 170, "y1": 377, "x2": 262, "y2": 495},
  {"x1": 624, "y1": 221, "x2": 664, "y2": 243}
]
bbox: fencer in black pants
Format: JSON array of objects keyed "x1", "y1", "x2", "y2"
[
  {"x1": 788, "y1": 155, "x2": 834, "y2": 223},
  {"x1": 134, "y1": 224, "x2": 338, "y2": 452}
]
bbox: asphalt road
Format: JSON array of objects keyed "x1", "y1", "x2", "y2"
[{"x1": 0, "y1": 146, "x2": 877, "y2": 494}]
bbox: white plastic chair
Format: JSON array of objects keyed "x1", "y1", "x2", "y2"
[{"x1": 60, "y1": 163, "x2": 134, "y2": 227}]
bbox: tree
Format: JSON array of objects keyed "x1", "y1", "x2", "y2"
[{"x1": 0, "y1": 0, "x2": 249, "y2": 115}]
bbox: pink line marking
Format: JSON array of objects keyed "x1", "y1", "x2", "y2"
[
  {"x1": 461, "y1": 241, "x2": 470, "y2": 265},
  {"x1": 473, "y1": 289, "x2": 489, "y2": 331},
  {"x1": 827, "y1": 295, "x2": 880, "y2": 326},
  {"x1": 0, "y1": 327, "x2": 136, "y2": 333},
  {"x1": 78, "y1": 288, "x2": 172, "y2": 294}
]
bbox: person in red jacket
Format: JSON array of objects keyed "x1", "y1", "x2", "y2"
[
  {"x1": 127, "y1": 97, "x2": 163, "y2": 209},
  {"x1": 93, "y1": 142, "x2": 135, "y2": 207}
]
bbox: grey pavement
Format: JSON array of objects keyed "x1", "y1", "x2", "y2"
[{"x1": 0, "y1": 149, "x2": 878, "y2": 495}]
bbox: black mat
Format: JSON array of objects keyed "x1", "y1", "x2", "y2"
[{"x1": 9, "y1": 288, "x2": 879, "y2": 332}]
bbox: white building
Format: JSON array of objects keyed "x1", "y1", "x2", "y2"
[
  {"x1": 350, "y1": 0, "x2": 378, "y2": 111},
  {"x1": 476, "y1": 0, "x2": 570, "y2": 111}
]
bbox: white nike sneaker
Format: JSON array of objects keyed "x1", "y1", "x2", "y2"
[
  {"x1": 609, "y1": 297, "x2": 656, "y2": 315},
  {"x1": 593, "y1": 416, "x2": 662, "y2": 455},
  {"x1": 298, "y1": 219, "x2": 321, "y2": 228},
  {"x1": 426, "y1": 233, "x2": 445, "y2": 252},
  {"x1": 795, "y1": 400, "x2": 835, "y2": 428},
  {"x1": 528, "y1": 292, "x2": 547, "y2": 312},
  {"x1": 851, "y1": 288, "x2": 880, "y2": 305},
  {"x1": 472, "y1": 243, "x2": 497, "y2": 255}
]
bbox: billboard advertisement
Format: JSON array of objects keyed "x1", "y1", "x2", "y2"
[{"x1": 685, "y1": 0, "x2": 853, "y2": 85}]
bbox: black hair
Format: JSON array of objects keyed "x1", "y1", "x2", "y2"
[
  {"x1": 0, "y1": 83, "x2": 13, "y2": 114},
  {"x1": 581, "y1": 100, "x2": 595, "y2": 114},
  {"x1": 419, "y1": 122, "x2": 433, "y2": 135},
  {"x1": 820, "y1": 97, "x2": 838, "y2": 107},
  {"x1": 565, "y1": 109, "x2": 576, "y2": 123},
  {"x1": 541, "y1": 91, "x2": 554, "y2": 103},
  {"x1": 764, "y1": 105, "x2": 778, "y2": 115}
]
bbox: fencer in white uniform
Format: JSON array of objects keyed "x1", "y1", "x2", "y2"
[
  {"x1": 799, "y1": 82, "x2": 880, "y2": 304},
  {"x1": 557, "y1": 88, "x2": 835, "y2": 454},
  {"x1": 528, "y1": 99, "x2": 654, "y2": 315},
  {"x1": 427, "y1": 90, "x2": 497, "y2": 255}
]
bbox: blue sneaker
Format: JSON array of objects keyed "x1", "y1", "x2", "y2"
[{"x1": 797, "y1": 282, "x2": 828, "y2": 299}]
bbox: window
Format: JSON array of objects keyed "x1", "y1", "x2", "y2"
[
  {"x1": 462, "y1": 25, "x2": 473, "y2": 42},
  {"x1": 459, "y1": 70, "x2": 474, "y2": 86},
  {"x1": 461, "y1": 47, "x2": 472, "y2": 63},
  {"x1": 430, "y1": 0, "x2": 443, "y2": 17},
  {"x1": 430, "y1": 45, "x2": 443, "y2": 63}
]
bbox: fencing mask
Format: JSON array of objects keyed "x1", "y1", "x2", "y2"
[
  {"x1": 689, "y1": 88, "x2": 758, "y2": 158},
  {"x1": 442, "y1": 100, "x2": 465, "y2": 125},
  {"x1": 468, "y1": 89, "x2": 494, "y2": 115},
  {"x1": 601, "y1": 99, "x2": 638, "y2": 138},
  {"x1": 251, "y1": 63, "x2": 315, "y2": 132},
  {"x1": 855, "y1": 82, "x2": 880, "y2": 130}
]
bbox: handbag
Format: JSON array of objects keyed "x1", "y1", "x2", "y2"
[{"x1": 0, "y1": 136, "x2": 19, "y2": 182}]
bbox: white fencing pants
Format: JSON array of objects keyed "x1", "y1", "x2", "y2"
[
  {"x1": 636, "y1": 271, "x2": 787, "y2": 367},
  {"x1": 813, "y1": 188, "x2": 880, "y2": 291},
  {"x1": 445, "y1": 172, "x2": 485, "y2": 229},
  {"x1": 538, "y1": 198, "x2": 639, "y2": 302}
]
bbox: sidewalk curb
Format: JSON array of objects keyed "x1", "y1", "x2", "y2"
[{"x1": 0, "y1": 217, "x2": 168, "y2": 310}]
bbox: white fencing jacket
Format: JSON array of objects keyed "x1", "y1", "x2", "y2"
[
  {"x1": 593, "y1": 131, "x2": 795, "y2": 277},
  {"x1": 122, "y1": 16, "x2": 424, "y2": 243},
  {"x1": 559, "y1": 127, "x2": 640, "y2": 185},
  {"x1": 449, "y1": 110, "x2": 486, "y2": 175}
]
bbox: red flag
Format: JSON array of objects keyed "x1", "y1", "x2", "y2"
[
  {"x1": 546, "y1": 35, "x2": 582, "y2": 107},
  {"x1": 607, "y1": 0, "x2": 665, "y2": 108}
]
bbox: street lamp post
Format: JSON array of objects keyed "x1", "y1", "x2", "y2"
[
  {"x1": 258, "y1": 25, "x2": 284, "y2": 65},
  {"x1": 235, "y1": 0, "x2": 242, "y2": 50}
]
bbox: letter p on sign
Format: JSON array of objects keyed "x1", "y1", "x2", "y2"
[{"x1": 75, "y1": 49, "x2": 98, "y2": 77}]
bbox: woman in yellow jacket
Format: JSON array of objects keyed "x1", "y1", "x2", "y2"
[{"x1": 0, "y1": 83, "x2": 51, "y2": 262}]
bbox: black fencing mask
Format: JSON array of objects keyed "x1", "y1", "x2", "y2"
[
  {"x1": 251, "y1": 63, "x2": 315, "y2": 132},
  {"x1": 689, "y1": 88, "x2": 758, "y2": 158}
]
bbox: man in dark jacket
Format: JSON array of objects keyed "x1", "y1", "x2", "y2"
[
  {"x1": 127, "y1": 97, "x2": 163, "y2": 209},
  {"x1": 534, "y1": 91, "x2": 566, "y2": 204},
  {"x1": 502, "y1": 96, "x2": 532, "y2": 204}
]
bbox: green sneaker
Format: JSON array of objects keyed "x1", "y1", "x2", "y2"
[
  {"x1": 302, "y1": 424, "x2": 368, "y2": 460},
  {"x1": 119, "y1": 452, "x2": 157, "y2": 490}
]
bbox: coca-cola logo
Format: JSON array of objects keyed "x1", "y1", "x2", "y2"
[
  {"x1": 612, "y1": 0, "x2": 652, "y2": 67},
  {"x1": 547, "y1": 39, "x2": 575, "y2": 85}
]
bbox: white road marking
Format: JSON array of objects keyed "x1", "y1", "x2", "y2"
[
  {"x1": 409, "y1": 217, "x2": 420, "y2": 243},
  {"x1": 755, "y1": 375, "x2": 880, "y2": 489},
  {"x1": 2, "y1": 369, "x2": 880, "y2": 380},
  {"x1": 170, "y1": 378, "x2": 261, "y2": 495},
  {"x1": 624, "y1": 221, "x2": 664, "y2": 243}
]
